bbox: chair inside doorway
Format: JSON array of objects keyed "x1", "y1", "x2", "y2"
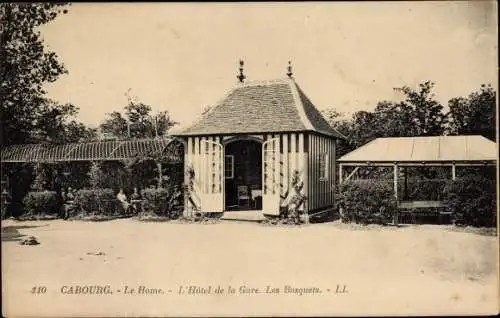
[{"x1": 225, "y1": 139, "x2": 262, "y2": 211}]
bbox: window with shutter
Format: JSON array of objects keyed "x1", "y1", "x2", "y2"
[{"x1": 319, "y1": 152, "x2": 329, "y2": 180}]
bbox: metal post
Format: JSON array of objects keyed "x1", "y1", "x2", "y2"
[
  {"x1": 452, "y1": 163, "x2": 456, "y2": 181},
  {"x1": 404, "y1": 166, "x2": 408, "y2": 200},
  {"x1": 338, "y1": 163, "x2": 343, "y2": 220},
  {"x1": 393, "y1": 164, "x2": 398, "y2": 200}
]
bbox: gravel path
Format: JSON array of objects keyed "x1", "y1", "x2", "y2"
[{"x1": 2, "y1": 218, "x2": 498, "y2": 316}]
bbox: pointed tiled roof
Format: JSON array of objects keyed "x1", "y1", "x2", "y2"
[{"x1": 175, "y1": 78, "x2": 345, "y2": 139}]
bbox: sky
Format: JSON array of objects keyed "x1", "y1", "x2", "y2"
[{"x1": 40, "y1": 2, "x2": 498, "y2": 131}]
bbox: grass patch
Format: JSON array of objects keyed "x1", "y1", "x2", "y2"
[
  {"x1": 327, "y1": 219, "x2": 406, "y2": 231},
  {"x1": 444, "y1": 225, "x2": 497, "y2": 237},
  {"x1": 67, "y1": 213, "x2": 128, "y2": 222},
  {"x1": 16, "y1": 214, "x2": 59, "y2": 221},
  {"x1": 176, "y1": 215, "x2": 221, "y2": 224},
  {"x1": 136, "y1": 213, "x2": 172, "y2": 222}
]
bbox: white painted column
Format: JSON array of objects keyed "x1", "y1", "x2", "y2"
[
  {"x1": 273, "y1": 134, "x2": 280, "y2": 196},
  {"x1": 393, "y1": 163, "x2": 398, "y2": 200},
  {"x1": 214, "y1": 136, "x2": 221, "y2": 193},
  {"x1": 266, "y1": 134, "x2": 273, "y2": 194},
  {"x1": 452, "y1": 163, "x2": 456, "y2": 181},
  {"x1": 186, "y1": 137, "x2": 193, "y2": 215},
  {"x1": 282, "y1": 134, "x2": 289, "y2": 197},
  {"x1": 194, "y1": 137, "x2": 200, "y2": 189},
  {"x1": 290, "y1": 133, "x2": 297, "y2": 185},
  {"x1": 339, "y1": 164, "x2": 343, "y2": 184},
  {"x1": 207, "y1": 136, "x2": 213, "y2": 193},
  {"x1": 200, "y1": 137, "x2": 206, "y2": 193},
  {"x1": 393, "y1": 163, "x2": 399, "y2": 226},
  {"x1": 298, "y1": 133, "x2": 305, "y2": 213}
]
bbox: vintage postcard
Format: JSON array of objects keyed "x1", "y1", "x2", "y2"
[{"x1": 1, "y1": 2, "x2": 498, "y2": 317}]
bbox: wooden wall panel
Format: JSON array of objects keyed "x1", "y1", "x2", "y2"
[
  {"x1": 311, "y1": 134, "x2": 316, "y2": 210},
  {"x1": 331, "y1": 138, "x2": 336, "y2": 205},
  {"x1": 305, "y1": 134, "x2": 337, "y2": 212},
  {"x1": 306, "y1": 135, "x2": 309, "y2": 210},
  {"x1": 320, "y1": 135, "x2": 325, "y2": 208}
]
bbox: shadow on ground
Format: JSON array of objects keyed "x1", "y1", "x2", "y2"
[{"x1": 1, "y1": 225, "x2": 46, "y2": 242}]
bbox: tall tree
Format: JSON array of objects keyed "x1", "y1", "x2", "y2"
[
  {"x1": 321, "y1": 109, "x2": 354, "y2": 158},
  {"x1": 448, "y1": 84, "x2": 496, "y2": 141},
  {"x1": 100, "y1": 94, "x2": 178, "y2": 139},
  {"x1": 0, "y1": 3, "x2": 83, "y2": 145},
  {"x1": 400, "y1": 81, "x2": 446, "y2": 136},
  {"x1": 322, "y1": 81, "x2": 448, "y2": 157},
  {"x1": 373, "y1": 101, "x2": 419, "y2": 137},
  {"x1": 31, "y1": 100, "x2": 97, "y2": 143},
  {"x1": 349, "y1": 110, "x2": 380, "y2": 147}
]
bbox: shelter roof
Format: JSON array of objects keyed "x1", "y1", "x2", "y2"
[{"x1": 338, "y1": 135, "x2": 497, "y2": 163}]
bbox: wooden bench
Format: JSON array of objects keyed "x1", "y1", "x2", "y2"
[{"x1": 398, "y1": 200, "x2": 451, "y2": 224}]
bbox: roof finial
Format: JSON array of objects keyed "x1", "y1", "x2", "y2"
[
  {"x1": 286, "y1": 60, "x2": 293, "y2": 78},
  {"x1": 237, "y1": 59, "x2": 246, "y2": 83}
]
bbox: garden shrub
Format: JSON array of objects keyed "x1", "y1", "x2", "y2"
[
  {"x1": 336, "y1": 180, "x2": 397, "y2": 225},
  {"x1": 22, "y1": 191, "x2": 59, "y2": 216},
  {"x1": 402, "y1": 179, "x2": 447, "y2": 201},
  {"x1": 269, "y1": 170, "x2": 308, "y2": 225},
  {"x1": 74, "y1": 188, "x2": 118, "y2": 216},
  {"x1": 443, "y1": 175, "x2": 497, "y2": 227},
  {"x1": 141, "y1": 185, "x2": 183, "y2": 219}
]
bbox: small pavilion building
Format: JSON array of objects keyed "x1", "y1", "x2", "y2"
[{"x1": 174, "y1": 64, "x2": 345, "y2": 218}]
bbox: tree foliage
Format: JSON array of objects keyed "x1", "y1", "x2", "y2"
[
  {"x1": 99, "y1": 93, "x2": 178, "y2": 139},
  {"x1": 1, "y1": 3, "x2": 94, "y2": 145},
  {"x1": 400, "y1": 81, "x2": 446, "y2": 136},
  {"x1": 320, "y1": 109, "x2": 353, "y2": 157},
  {"x1": 323, "y1": 81, "x2": 494, "y2": 159},
  {"x1": 448, "y1": 84, "x2": 496, "y2": 141}
]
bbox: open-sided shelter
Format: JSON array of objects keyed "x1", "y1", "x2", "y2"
[{"x1": 338, "y1": 135, "x2": 497, "y2": 216}]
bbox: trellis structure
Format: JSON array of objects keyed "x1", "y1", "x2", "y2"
[
  {"x1": 1, "y1": 138, "x2": 184, "y2": 164},
  {"x1": 1, "y1": 137, "x2": 184, "y2": 194}
]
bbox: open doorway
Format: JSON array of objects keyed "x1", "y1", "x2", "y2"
[{"x1": 224, "y1": 139, "x2": 262, "y2": 211}]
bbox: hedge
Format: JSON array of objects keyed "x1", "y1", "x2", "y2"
[
  {"x1": 336, "y1": 180, "x2": 397, "y2": 225},
  {"x1": 74, "y1": 188, "x2": 119, "y2": 216},
  {"x1": 22, "y1": 191, "x2": 60, "y2": 216},
  {"x1": 444, "y1": 175, "x2": 497, "y2": 227},
  {"x1": 141, "y1": 186, "x2": 183, "y2": 219}
]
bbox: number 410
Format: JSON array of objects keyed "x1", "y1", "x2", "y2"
[{"x1": 31, "y1": 286, "x2": 47, "y2": 294}]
